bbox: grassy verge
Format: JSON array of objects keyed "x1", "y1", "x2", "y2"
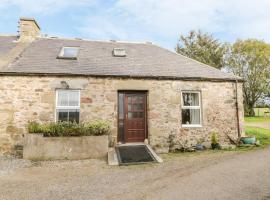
[
  {"x1": 245, "y1": 117, "x2": 270, "y2": 123},
  {"x1": 245, "y1": 126, "x2": 270, "y2": 147}
]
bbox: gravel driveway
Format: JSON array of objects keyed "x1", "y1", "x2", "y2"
[{"x1": 1, "y1": 148, "x2": 270, "y2": 200}]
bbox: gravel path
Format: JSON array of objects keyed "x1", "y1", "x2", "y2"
[
  {"x1": 0, "y1": 156, "x2": 31, "y2": 176},
  {"x1": 1, "y1": 148, "x2": 270, "y2": 200}
]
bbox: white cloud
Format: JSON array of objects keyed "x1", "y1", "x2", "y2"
[
  {"x1": 2, "y1": 0, "x2": 269, "y2": 49},
  {"x1": 78, "y1": 0, "x2": 270, "y2": 49}
]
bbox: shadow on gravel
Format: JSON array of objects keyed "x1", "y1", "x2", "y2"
[{"x1": 262, "y1": 195, "x2": 270, "y2": 200}]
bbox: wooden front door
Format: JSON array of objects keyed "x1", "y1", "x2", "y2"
[{"x1": 118, "y1": 92, "x2": 147, "y2": 143}]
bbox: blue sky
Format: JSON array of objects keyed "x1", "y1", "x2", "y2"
[{"x1": 0, "y1": 0, "x2": 270, "y2": 50}]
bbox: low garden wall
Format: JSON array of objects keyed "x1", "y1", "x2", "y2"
[{"x1": 23, "y1": 134, "x2": 108, "y2": 160}]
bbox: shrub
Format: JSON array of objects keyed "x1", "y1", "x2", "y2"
[
  {"x1": 211, "y1": 132, "x2": 221, "y2": 150},
  {"x1": 27, "y1": 121, "x2": 111, "y2": 137},
  {"x1": 211, "y1": 132, "x2": 219, "y2": 144},
  {"x1": 84, "y1": 120, "x2": 111, "y2": 136},
  {"x1": 28, "y1": 121, "x2": 42, "y2": 133}
]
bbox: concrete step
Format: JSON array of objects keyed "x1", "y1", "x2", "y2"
[
  {"x1": 108, "y1": 147, "x2": 119, "y2": 166},
  {"x1": 146, "y1": 144, "x2": 163, "y2": 163}
]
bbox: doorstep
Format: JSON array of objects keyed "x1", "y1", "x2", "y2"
[
  {"x1": 108, "y1": 144, "x2": 163, "y2": 166},
  {"x1": 108, "y1": 147, "x2": 119, "y2": 166}
]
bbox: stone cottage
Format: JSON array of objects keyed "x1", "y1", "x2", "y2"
[{"x1": 0, "y1": 18, "x2": 244, "y2": 155}]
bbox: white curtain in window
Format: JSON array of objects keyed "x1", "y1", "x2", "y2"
[
  {"x1": 191, "y1": 93, "x2": 199, "y2": 106},
  {"x1": 182, "y1": 92, "x2": 201, "y2": 125},
  {"x1": 69, "y1": 90, "x2": 80, "y2": 106},
  {"x1": 57, "y1": 91, "x2": 69, "y2": 106},
  {"x1": 190, "y1": 109, "x2": 200, "y2": 124},
  {"x1": 183, "y1": 93, "x2": 199, "y2": 106},
  {"x1": 57, "y1": 90, "x2": 79, "y2": 107}
]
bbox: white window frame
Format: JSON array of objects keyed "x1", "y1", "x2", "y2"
[
  {"x1": 57, "y1": 47, "x2": 79, "y2": 59},
  {"x1": 181, "y1": 91, "x2": 202, "y2": 128},
  {"x1": 55, "y1": 89, "x2": 81, "y2": 122}
]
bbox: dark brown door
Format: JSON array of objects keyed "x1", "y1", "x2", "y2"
[{"x1": 123, "y1": 92, "x2": 147, "y2": 143}]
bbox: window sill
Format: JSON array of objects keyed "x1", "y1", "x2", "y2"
[{"x1": 182, "y1": 124, "x2": 202, "y2": 128}]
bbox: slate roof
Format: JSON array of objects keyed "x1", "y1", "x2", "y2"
[
  {"x1": 0, "y1": 36, "x2": 18, "y2": 55},
  {"x1": 0, "y1": 36, "x2": 241, "y2": 81}
]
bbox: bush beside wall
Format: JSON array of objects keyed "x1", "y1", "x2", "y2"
[{"x1": 28, "y1": 121, "x2": 111, "y2": 137}]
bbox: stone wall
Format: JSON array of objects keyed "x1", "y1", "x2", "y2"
[
  {"x1": 0, "y1": 76, "x2": 244, "y2": 155},
  {"x1": 23, "y1": 134, "x2": 108, "y2": 160}
]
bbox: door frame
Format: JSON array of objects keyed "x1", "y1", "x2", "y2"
[{"x1": 117, "y1": 90, "x2": 148, "y2": 143}]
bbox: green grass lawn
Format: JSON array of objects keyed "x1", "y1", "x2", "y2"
[
  {"x1": 245, "y1": 117, "x2": 270, "y2": 123},
  {"x1": 245, "y1": 126, "x2": 270, "y2": 147}
]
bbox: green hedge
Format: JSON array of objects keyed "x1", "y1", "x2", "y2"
[{"x1": 28, "y1": 121, "x2": 111, "y2": 137}]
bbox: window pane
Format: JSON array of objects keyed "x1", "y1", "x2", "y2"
[
  {"x1": 133, "y1": 104, "x2": 143, "y2": 111},
  {"x1": 57, "y1": 109, "x2": 79, "y2": 123},
  {"x1": 128, "y1": 104, "x2": 132, "y2": 111},
  {"x1": 113, "y1": 48, "x2": 126, "y2": 57},
  {"x1": 182, "y1": 93, "x2": 199, "y2": 106},
  {"x1": 69, "y1": 90, "x2": 80, "y2": 106},
  {"x1": 118, "y1": 93, "x2": 125, "y2": 142},
  {"x1": 63, "y1": 47, "x2": 78, "y2": 58},
  {"x1": 56, "y1": 90, "x2": 80, "y2": 123},
  {"x1": 133, "y1": 96, "x2": 139, "y2": 103},
  {"x1": 128, "y1": 112, "x2": 139, "y2": 119},
  {"x1": 68, "y1": 109, "x2": 80, "y2": 123},
  {"x1": 182, "y1": 109, "x2": 200, "y2": 125},
  {"x1": 133, "y1": 112, "x2": 138, "y2": 118},
  {"x1": 118, "y1": 93, "x2": 124, "y2": 119},
  {"x1": 57, "y1": 91, "x2": 69, "y2": 106},
  {"x1": 138, "y1": 112, "x2": 143, "y2": 118},
  {"x1": 57, "y1": 90, "x2": 80, "y2": 107},
  {"x1": 57, "y1": 109, "x2": 68, "y2": 122}
]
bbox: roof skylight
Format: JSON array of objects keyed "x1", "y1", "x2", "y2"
[
  {"x1": 58, "y1": 47, "x2": 79, "y2": 59},
  {"x1": 113, "y1": 48, "x2": 126, "y2": 57}
]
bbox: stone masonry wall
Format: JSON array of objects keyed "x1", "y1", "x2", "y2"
[{"x1": 0, "y1": 76, "x2": 244, "y2": 155}]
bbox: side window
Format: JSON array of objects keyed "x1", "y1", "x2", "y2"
[
  {"x1": 181, "y1": 91, "x2": 201, "y2": 127},
  {"x1": 56, "y1": 90, "x2": 80, "y2": 123}
]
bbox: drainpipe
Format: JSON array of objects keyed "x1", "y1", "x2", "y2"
[{"x1": 235, "y1": 79, "x2": 241, "y2": 138}]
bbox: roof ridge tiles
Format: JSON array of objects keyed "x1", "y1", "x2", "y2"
[{"x1": 37, "y1": 35, "x2": 153, "y2": 45}]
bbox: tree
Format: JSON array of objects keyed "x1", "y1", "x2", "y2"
[
  {"x1": 224, "y1": 39, "x2": 270, "y2": 116},
  {"x1": 176, "y1": 30, "x2": 225, "y2": 69}
]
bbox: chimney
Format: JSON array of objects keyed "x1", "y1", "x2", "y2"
[{"x1": 18, "y1": 17, "x2": 40, "y2": 42}]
